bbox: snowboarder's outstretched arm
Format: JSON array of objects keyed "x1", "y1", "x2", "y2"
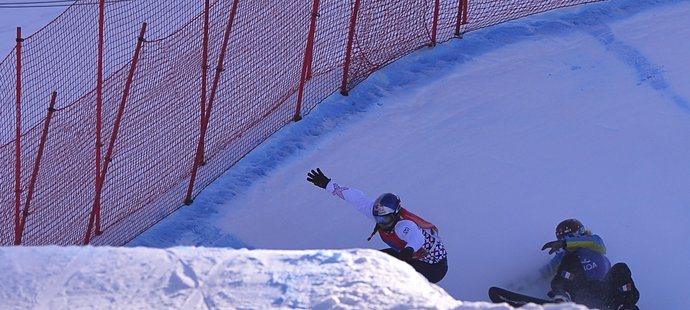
[
  {"x1": 307, "y1": 168, "x2": 374, "y2": 221},
  {"x1": 539, "y1": 234, "x2": 607, "y2": 278},
  {"x1": 325, "y1": 181, "x2": 375, "y2": 221},
  {"x1": 542, "y1": 234, "x2": 607, "y2": 255}
]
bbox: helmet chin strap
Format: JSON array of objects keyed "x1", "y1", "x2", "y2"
[{"x1": 367, "y1": 224, "x2": 378, "y2": 241}]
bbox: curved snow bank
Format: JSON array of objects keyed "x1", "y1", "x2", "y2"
[{"x1": 0, "y1": 246, "x2": 590, "y2": 310}]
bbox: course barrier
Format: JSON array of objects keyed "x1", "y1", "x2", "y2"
[{"x1": 1, "y1": 0, "x2": 601, "y2": 245}]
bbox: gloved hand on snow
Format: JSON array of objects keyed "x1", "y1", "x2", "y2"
[
  {"x1": 307, "y1": 168, "x2": 331, "y2": 189},
  {"x1": 541, "y1": 240, "x2": 566, "y2": 255}
]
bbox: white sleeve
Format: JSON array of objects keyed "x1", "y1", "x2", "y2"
[
  {"x1": 326, "y1": 181, "x2": 375, "y2": 221},
  {"x1": 394, "y1": 220, "x2": 425, "y2": 251}
]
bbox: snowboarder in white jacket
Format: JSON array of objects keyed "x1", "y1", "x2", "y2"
[{"x1": 307, "y1": 168, "x2": 448, "y2": 283}]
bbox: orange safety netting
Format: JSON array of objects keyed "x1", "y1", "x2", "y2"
[{"x1": 0, "y1": 0, "x2": 601, "y2": 246}]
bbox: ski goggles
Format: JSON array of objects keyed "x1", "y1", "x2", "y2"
[
  {"x1": 557, "y1": 226, "x2": 586, "y2": 240},
  {"x1": 375, "y1": 214, "x2": 396, "y2": 226}
]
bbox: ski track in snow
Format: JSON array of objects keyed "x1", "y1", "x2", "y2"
[
  {"x1": 571, "y1": 9, "x2": 690, "y2": 112},
  {"x1": 34, "y1": 247, "x2": 92, "y2": 310},
  {"x1": 163, "y1": 249, "x2": 225, "y2": 310}
]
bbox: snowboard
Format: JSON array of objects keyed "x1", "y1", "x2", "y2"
[{"x1": 488, "y1": 286, "x2": 551, "y2": 307}]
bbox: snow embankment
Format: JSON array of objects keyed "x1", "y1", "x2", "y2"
[{"x1": 0, "y1": 246, "x2": 589, "y2": 309}]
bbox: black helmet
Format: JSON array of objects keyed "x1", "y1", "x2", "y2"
[
  {"x1": 556, "y1": 219, "x2": 585, "y2": 240},
  {"x1": 373, "y1": 193, "x2": 401, "y2": 230}
]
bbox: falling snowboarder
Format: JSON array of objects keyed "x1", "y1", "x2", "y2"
[{"x1": 490, "y1": 219, "x2": 640, "y2": 310}]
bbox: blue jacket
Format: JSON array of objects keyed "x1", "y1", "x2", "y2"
[{"x1": 541, "y1": 234, "x2": 611, "y2": 281}]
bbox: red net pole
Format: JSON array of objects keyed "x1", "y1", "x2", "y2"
[
  {"x1": 462, "y1": 0, "x2": 469, "y2": 25},
  {"x1": 184, "y1": 0, "x2": 212, "y2": 205},
  {"x1": 84, "y1": 0, "x2": 106, "y2": 244},
  {"x1": 295, "y1": 0, "x2": 321, "y2": 121},
  {"x1": 340, "y1": 0, "x2": 361, "y2": 96},
  {"x1": 18, "y1": 91, "x2": 58, "y2": 244},
  {"x1": 92, "y1": 23, "x2": 148, "y2": 234},
  {"x1": 431, "y1": 0, "x2": 440, "y2": 46},
  {"x1": 455, "y1": 0, "x2": 463, "y2": 36},
  {"x1": 95, "y1": 0, "x2": 106, "y2": 234},
  {"x1": 205, "y1": 0, "x2": 240, "y2": 127},
  {"x1": 199, "y1": 0, "x2": 210, "y2": 163},
  {"x1": 13, "y1": 27, "x2": 23, "y2": 245}
]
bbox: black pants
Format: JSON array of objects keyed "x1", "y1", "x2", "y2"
[
  {"x1": 551, "y1": 253, "x2": 640, "y2": 309},
  {"x1": 381, "y1": 248, "x2": 448, "y2": 283}
]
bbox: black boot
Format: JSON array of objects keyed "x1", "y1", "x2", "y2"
[{"x1": 608, "y1": 263, "x2": 639, "y2": 310}]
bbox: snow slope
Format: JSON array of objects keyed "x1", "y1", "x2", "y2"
[
  {"x1": 1, "y1": 247, "x2": 489, "y2": 310},
  {"x1": 2, "y1": 0, "x2": 690, "y2": 309}
]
